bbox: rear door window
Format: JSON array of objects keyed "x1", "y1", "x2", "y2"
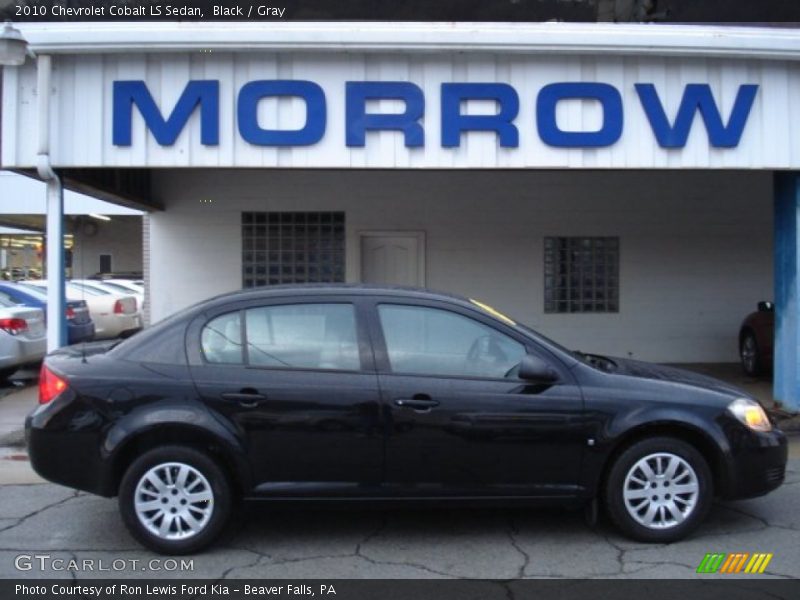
[
  {"x1": 244, "y1": 303, "x2": 360, "y2": 371},
  {"x1": 200, "y1": 303, "x2": 361, "y2": 371}
]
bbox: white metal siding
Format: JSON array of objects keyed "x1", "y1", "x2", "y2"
[
  {"x1": 148, "y1": 169, "x2": 772, "y2": 363},
  {"x1": 4, "y1": 52, "x2": 800, "y2": 169}
]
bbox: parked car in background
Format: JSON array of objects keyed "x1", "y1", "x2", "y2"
[
  {"x1": 72, "y1": 279, "x2": 145, "y2": 310},
  {"x1": 26, "y1": 285, "x2": 787, "y2": 554},
  {"x1": 103, "y1": 279, "x2": 145, "y2": 297},
  {"x1": 0, "y1": 296, "x2": 46, "y2": 381},
  {"x1": 0, "y1": 283, "x2": 95, "y2": 344},
  {"x1": 739, "y1": 301, "x2": 774, "y2": 377},
  {"x1": 20, "y1": 281, "x2": 140, "y2": 340}
]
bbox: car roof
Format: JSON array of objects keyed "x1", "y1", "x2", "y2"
[{"x1": 197, "y1": 283, "x2": 475, "y2": 310}]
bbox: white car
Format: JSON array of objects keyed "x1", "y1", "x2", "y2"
[
  {"x1": 104, "y1": 279, "x2": 144, "y2": 294},
  {"x1": 21, "y1": 281, "x2": 141, "y2": 340},
  {"x1": 72, "y1": 279, "x2": 145, "y2": 309},
  {"x1": 0, "y1": 296, "x2": 46, "y2": 380}
]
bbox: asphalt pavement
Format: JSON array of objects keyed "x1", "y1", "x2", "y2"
[{"x1": 1, "y1": 375, "x2": 799, "y2": 580}]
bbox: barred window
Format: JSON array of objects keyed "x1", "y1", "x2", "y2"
[
  {"x1": 242, "y1": 212, "x2": 345, "y2": 288},
  {"x1": 544, "y1": 237, "x2": 619, "y2": 313}
]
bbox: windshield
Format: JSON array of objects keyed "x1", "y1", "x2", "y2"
[{"x1": 467, "y1": 298, "x2": 618, "y2": 371}]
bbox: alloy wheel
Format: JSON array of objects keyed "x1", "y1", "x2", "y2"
[
  {"x1": 622, "y1": 452, "x2": 699, "y2": 530},
  {"x1": 133, "y1": 462, "x2": 214, "y2": 540}
]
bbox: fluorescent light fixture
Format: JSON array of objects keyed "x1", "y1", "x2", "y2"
[{"x1": 89, "y1": 213, "x2": 111, "y2": 221}]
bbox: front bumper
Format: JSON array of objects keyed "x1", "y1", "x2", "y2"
[{"x1": 720, "y1": 426, "x2": 788, "y2": 500}]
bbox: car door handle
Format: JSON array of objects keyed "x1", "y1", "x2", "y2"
[
  {"x1": 221, "y1": 391, "x2": 267, "y2": 408},
  {"x1": 394, "y1": 397, "x2": 439, "y2": 411}
]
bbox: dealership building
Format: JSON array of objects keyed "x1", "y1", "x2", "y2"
[{"x1": 2, "y1": 22, "x2": 800, "y2": 408}]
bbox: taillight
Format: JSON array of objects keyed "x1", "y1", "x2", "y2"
[
  {"x1": 65, "y1": 306, "x2": 76, "y2": 320},
  {"x1": 0, "y1": 317, "x2": 28, "y2": 336},
  {"x1": 39, "y1": 365, "x2": 68, "y2": 404},
  {"x1": 113, "y1": 299, "x2": 124, "y2": 314}
]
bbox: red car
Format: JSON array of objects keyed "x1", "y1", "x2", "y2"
[{"x1": 739, "y1": 302, "x2": 774, "y2": 376}]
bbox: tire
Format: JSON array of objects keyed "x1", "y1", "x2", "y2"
[
  {"x1": 740, "y1": 332, "x2": 761, "y2": 377},
  {"x1": 118, "y1": 445, "x2": 232, "y2": 554},
  {"x1": 604, "y1": 437, "x2": 713, "y2": 543}
]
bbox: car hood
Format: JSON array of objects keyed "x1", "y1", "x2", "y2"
[{"x1": 609, "y1": 357, "x2": 745, "y2": 397}]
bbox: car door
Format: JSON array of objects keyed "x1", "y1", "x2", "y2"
[
  {"x1": 369, "y1": 299, "x2": 586, "y2": 498},
  {"x1": 188, "y1": 296, "x2": 383, "y2": 495}
]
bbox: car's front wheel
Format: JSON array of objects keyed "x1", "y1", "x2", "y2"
[
  {"x1": 119, "y1": 445, "x2": 232, "y2": 554},
  {"x1": 604, "y1": 437, "x2": 712, "y2": 543}
]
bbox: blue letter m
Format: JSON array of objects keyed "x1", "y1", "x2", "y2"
[
  {"x1": 113, "y1": 80, "x2": 219, "y2": 146},
  {"x1": 636, "y1": 83, "x2": 758, "y2": 148}
]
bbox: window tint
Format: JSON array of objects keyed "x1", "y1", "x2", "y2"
[
  {"x1": 201, "y1": 312, "x2": 243, "y2": 364},
  {"x1": 378, "y1": 304, "x2": 526, "y2": 378},
  {"x1": 245, "y1": 304, "x2": 359, "y2": 371}
]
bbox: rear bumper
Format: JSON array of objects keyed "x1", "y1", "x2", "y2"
[
  {"x1": 94, "y1": 314, "x2": 141, "y2": 339},
  {"x1": 0, "y1": 336, "x2": 46, "y2": 368},
  {"x1": 67, "y1": 321, "x2": 95, "y2": 344},
  {"x1": 25, "y1": 405, "x2": 115, "y2": 497},
  {"x1": 720, "y1": 427, "x2": 788, "y2": 500}
]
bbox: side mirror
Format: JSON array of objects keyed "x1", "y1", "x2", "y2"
[
  {"x1": 758, "y1": 301, "x2": 774, "y2": 312},
  {"x1": 518, "y1": 354, "x2": 558, "y2": 383}
]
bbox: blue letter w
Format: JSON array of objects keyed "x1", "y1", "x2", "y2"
[
  {"x1": 635, "y1": 83, "x2": 758, "y2": 148},
  {"x1": 113, "y1": 80, "x2": 219, "y2": 146}
]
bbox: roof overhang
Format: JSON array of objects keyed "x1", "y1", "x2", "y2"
[{"x1": 14, "y1": 21, "x2": 800, "y2": 61}]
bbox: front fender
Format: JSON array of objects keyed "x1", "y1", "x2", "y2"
[{"x1": 580, "y1": 403, "x2": 732, "y2": 496}]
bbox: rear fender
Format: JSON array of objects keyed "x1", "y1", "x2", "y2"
[{"x1": 101, "y1": 401, "x2": 252, "y2": 495}]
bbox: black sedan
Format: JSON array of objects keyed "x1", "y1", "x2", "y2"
[{"x1": 26, "y1": 285, "x2": 787, "y2": 554}]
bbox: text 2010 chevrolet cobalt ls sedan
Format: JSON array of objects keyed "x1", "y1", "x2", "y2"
[{"x1": 26, "y1": 286, "x2": 787, "y2": 554}]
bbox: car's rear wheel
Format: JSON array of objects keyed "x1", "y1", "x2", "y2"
[
  {"x1": 604, "y1": 437, "x2": 712, "y2": 543},
  {"x1": 119, "y1": 445, "x2": 231, "y2": 554},
  {"x1": 740, "y1": 332, "x2": 762, "y2": 377}
]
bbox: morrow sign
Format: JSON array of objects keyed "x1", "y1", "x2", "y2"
[{"x1": 112, "y1": 80, "x2": 759, "y2": 150}]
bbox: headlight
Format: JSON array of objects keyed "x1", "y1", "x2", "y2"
[{"x1": 727, "y1": 398, "x2": 772, "y2": 432}]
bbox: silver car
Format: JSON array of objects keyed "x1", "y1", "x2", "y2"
[{"x1": 0, "y1": 296, "x2": 46, "y2": 381}]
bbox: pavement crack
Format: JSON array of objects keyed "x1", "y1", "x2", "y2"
[
  {"x1": 506, "y1": 515, "x2": 531, "y2": 579},
  {"x1": 719, "y1": 504, "x2": 800, "y2": 533},
  {"x1": 0, "y1": 490, "x2": 81, "y2": 534},
  {"x1": 597, "y1": 531, "x2": 628, "y2": 576},
  {"x1": 217, "y1": 550, "x2": 266, "y2": 580},
  {"x1": 354, "y1": 514, "x2": 389, "y2": 557},
  {"x1": 351, "y1": 515, "x2": 467, "y2": 578}
]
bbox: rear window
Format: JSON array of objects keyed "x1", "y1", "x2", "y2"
[
  {"x1": 12, "y1": 286, "x2": 47, "y2": 301},
  {"x1": 68, "y1": 283, "x2": 108, "y2": 296}
]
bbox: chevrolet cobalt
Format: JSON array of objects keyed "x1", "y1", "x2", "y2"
[{"x1": 26, "y1": 286, "x2": 787, "y2": 554}]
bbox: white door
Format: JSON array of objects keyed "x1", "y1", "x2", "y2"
[{"x1": 360, "y1": 232, "x2": 425, "y2": 287}]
